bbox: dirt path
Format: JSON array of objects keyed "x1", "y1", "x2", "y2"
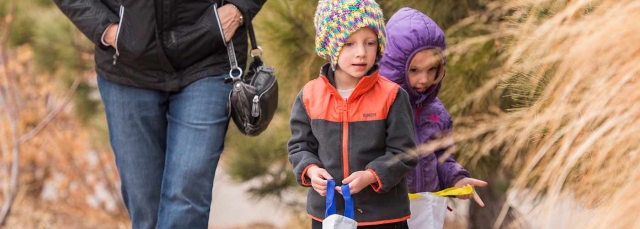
[{"x1": 208, "y1": 167, "x2": 291, "y2": 228}]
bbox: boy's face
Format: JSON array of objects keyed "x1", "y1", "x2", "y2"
[
  {"x1": 407, "y1": 49, "x2": 444, "y2": 93},
  {"x1": 336, "y1": 27, "x2": 379, "y2": 79}
]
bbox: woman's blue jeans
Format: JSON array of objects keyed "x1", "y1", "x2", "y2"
[{"x1": 98, "y1": 74, "x2": 232, "y2": 229}]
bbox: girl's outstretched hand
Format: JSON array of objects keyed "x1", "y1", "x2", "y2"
[
  {"x1": 454, "y1": 177, "x2": 488, "y2": 207},
  {"x1": 336, "y1": 170, "x2": 376, "y2": 195},
  {"x1": 307, "y1": 166, "x2": 333, "y2": 196}
]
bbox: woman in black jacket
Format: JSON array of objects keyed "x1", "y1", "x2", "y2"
[{"x1": 53, "y1": 1, "x2": 266, "y2": 228}]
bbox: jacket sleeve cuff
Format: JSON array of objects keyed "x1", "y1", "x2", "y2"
[
  {"x1": 225, "y1": 3, "x2": 244, "y2": 25},
  {"x1": 448, "y1": 174, "x2": 471, "y2": 189},
  {"x1": 367, "y1": 169, "x2": 383, "y2": 192},
  {"x1": 301, "y1": 164, "x2": 318, "y2": 187}
]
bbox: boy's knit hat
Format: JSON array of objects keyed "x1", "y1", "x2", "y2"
[{"x1": 314, "y1": 0, "x2": 386, "y2": 70}]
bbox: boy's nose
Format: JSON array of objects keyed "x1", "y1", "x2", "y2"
[{"x1": 355, "y1": 45, "x2": 366, "y2": 57}]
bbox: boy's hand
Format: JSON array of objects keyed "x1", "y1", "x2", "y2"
[
  {"x1": 306, "y1": 166, "x2": 333, "y2": 196},
  {"x1": 336, "y1": 170, "x2": 376, "y2": 195},
  {"x1": 454, "y1": 177, "x2": 488, "y2": 207}
]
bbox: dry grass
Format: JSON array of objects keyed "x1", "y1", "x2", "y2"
[{"x1": 429, "y1": 0, "x2": 640, "y2": 228}]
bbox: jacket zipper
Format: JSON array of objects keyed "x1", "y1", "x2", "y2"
[
  {"x1": 415, "y1": 103, "x2": 423, "y2": 192},
  {"x1": 342, "y1": 98, "x2": 350, "y2": 177},
  {"x1": 112, "y1": 6, "x2": 125, "y2": 65},
  {"x1": 212, "y1": 4, "x2": 227, "y2": 46}
]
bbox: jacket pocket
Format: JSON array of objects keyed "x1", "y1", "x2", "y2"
[
  {"x1": 164, "y1": 3, "x2": 226, "y2": 70},
  {"x1": 112, "y1": 5, "x2": 164, "y2": 72},
  {"x1": 112, "y1": 6, "x2": 124, "y2": 65}
]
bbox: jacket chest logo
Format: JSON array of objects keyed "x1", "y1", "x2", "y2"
[
  {"x1": 428, "y1": 114, "x2": 439, "y2": 122},
  {"x1": 363, "y1": 112, "x2": 377, "y2": 118}
]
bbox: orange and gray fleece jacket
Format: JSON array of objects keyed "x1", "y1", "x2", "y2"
[{"x1": 288, "y1": 64, "x2": 418, "y2": 226}]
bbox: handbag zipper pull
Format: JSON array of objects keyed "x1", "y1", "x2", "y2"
[{"x1": 251, "y1": 95, "x2": 259, "y2": 117}]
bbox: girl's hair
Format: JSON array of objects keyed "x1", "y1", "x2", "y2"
[
  {"x1": 429, "y1": 48, "x2": 445, "y2": 66},
  {"x1": 422, "y1": 48, "x2": 446, "y2": 83}
]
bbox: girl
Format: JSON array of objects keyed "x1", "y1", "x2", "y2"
[{"x1": 379, "y1": 7, "x2": 488, "y2": 210}]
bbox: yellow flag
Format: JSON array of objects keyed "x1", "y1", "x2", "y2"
[
  {"x1": 433, "y1": 186, "x2": 473, "y2": 197},
  {"x1": 408, "y1": 186, "x2": 474, "y2": 200}
]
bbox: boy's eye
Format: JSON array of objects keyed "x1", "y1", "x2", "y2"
[
  {"x1": 344, "y1": 42, "x2": 354, "y2": 47},
  {"x1": 409, "y1": 68, "x2": 418, "y2": 73},
  {"x1": 366, "y1": 41, "x2": 377, "y2": 46},
  {"x1": 428, "y1": 67, "x2": 437, "y2": 72}
]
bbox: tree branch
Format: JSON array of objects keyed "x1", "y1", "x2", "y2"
[
  {"x1": 0, "y1": 115, "x2": 19, "y2": 227},
  {"x1": 19, "y1": 24, "x2": 87, "y2": 144},
  {"x1": 19, "y1": 76, "x2": 81, "y2": 144},
  {"x1": 0, "y1": 1, "x2": 19, "y2": 115},
  {"x1": 0, "y1": 0, "x2": 18, "y2": 226}
]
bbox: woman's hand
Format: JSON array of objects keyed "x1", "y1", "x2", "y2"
[
  {"x1": 217, "y1": 4, "x2": 243, "y2": 42},
  {"x1": 104, "y1": 23, "x2": 118, "y2": 46}
]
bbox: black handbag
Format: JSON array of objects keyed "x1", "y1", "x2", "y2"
[{"x1": 224, "y1": 20, "x2": 278, "y2": 136}]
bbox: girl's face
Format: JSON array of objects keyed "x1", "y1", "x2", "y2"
[
  {"x1": 407, "y1": 49, "x2": 444, "y2": 93},
  {"x1": 336, "y1": 27, "x2": 379, "y2": 79}
]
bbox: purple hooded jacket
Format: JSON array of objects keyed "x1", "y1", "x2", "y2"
[{"x1": 379, "y1": 8, "x2": 470, "y2": 193}]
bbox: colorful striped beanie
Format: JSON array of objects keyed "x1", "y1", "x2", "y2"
[{"x1": 314, "y1": 0, "x2": 387, "y2": 70}]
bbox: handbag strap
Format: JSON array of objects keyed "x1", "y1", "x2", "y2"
[
  {"x1": 224, "y1": 2, "x2": 262, "y2": 83},
  {"x1": 325, "y1": 180, "x2": 355, "y2": 219},
  {"x1": 246, "y1": 18, "x2": 263, "y2": 64},
  {"x1": 226, "y1": 39, "x2": 243, "y2": 81}
]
